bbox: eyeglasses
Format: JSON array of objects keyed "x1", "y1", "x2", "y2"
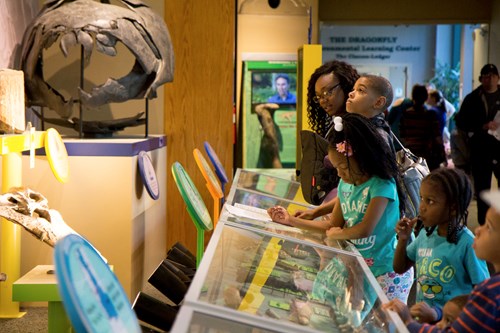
[{"x1": 313, "y1": 83, "x2": 341, "y2": 103}]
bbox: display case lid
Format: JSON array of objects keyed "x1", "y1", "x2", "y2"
[
  {"x1": 54, "y1": 234, "x2": 141, "y2": 333},
  {"x1": 229, "y1": 169, "x2": 301, "y2": 201},
  {"x1": 172, "y1": 304, "x2": 315, "y2": 333},
  {"x1": 220, "y1": 206, "x2": 356, "y2": 254},
  {"x1": 171, "y1": 162, "x2": 213, "y2": 231}
]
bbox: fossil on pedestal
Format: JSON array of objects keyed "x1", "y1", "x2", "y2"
[{"x1": 0, "y1": 187, "x2": 77, "y2": 247}]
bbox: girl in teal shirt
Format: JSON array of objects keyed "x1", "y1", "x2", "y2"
[
  {"x1": 268, "y1": 113, "x2": 413, "y2": 303},
  {"x1": 393, "y1": 168, "x2": 490, "y2": 323}
]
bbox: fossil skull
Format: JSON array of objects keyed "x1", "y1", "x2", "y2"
[
  {"x1": 0, "y1": 187, "x2": 78, "y2": 247},
  {"x1": 19, "y1": 0, "x2": 174, "y2": 118},
  {"x1": 0, "y1": 187, "x2": 51, "y2": 221}
]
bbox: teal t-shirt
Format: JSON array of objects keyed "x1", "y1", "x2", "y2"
[
  {"x1": 406, "y1": 227, "x2": 490, "y2": 308},
  {"x1": 337, "y1": 176, "x2": 399, "y2": 277}
]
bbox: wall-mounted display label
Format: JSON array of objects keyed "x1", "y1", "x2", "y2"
[
  {"x1": 138, "y1": 151, "x2": 160, "y2": 200},
  {"x1": 45, "y1": 128, "x2": 69, "y2": 183}
]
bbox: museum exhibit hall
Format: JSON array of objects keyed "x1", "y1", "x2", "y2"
[{"x1": 0, "y1": 0, "x2": 499, "y2": 332}]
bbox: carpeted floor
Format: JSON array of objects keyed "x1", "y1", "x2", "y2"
[
  {"x1": 0, "y1": 306, "x2": 48, "y2": 333},
  {"x1": 0, "y1": 283, "x2": 169, "y2": 333}
]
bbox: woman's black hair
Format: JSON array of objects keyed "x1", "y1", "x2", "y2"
[
  {"x1": 326, "y1": 113, "x2": 406, "y2": 213},
  {"x1": 307, "y1": 60, "x2": 359, "y2": 138},
  {"x1": 421, "y1": 168, "x2": 472, "y2": 243}
]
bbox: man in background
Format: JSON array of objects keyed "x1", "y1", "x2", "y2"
[
  {"x1": 268, "y1": 74, "x2": 296, "y2": 104},
  {"x1": 455, "y1": 64, "x2": 500, "y2": 225}
]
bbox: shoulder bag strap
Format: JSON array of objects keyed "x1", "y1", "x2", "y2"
[
  {"x1": 390, "y1": 131, "x2": 419, "y2": 160},
  {"x1": 390, "y1": 130, "x2": 406, "y2": 151}
]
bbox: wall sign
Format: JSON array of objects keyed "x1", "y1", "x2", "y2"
[
  {"x1": 321, "y1": 25, "x2": 432, "y2": 63},
  {"x1": 320, "y1": 25, "x2": 435, "y2": 90}
]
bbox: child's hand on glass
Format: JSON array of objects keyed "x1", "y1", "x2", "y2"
[
  {"x1": 395, "y1": 217, "x2": 417, "y2": 241},
  {"x1": 383, "y1": 299, "x2": 413, "y2": 325},
  {"x1": 267, "y1": 206, "x2": 292, "y2": 226},
  {"x1": 293, "y1": 208, "x2": 315, "y2": 220},
  {"x1": 410, "y1": 301, "x2": 439, "y2": 323}
]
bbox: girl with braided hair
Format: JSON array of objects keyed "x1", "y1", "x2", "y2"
[
  {"x1": 269, "y1": 113, "x2": 413, "y2": 302},
  {"x1": 393, "y1": 168, "x2": 490, "y2": 324}
]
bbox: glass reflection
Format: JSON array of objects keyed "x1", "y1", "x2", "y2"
[{"x1": 197, "y1": 226, "x2": 396, "y2": 332}]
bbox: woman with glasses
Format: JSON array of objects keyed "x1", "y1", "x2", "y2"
[
  {"x1": 296, "y1": 61, "x2": 359, "y2": 217},
  {"x1": 307, "y1": 60, "x2": 360, "y2": 138}
]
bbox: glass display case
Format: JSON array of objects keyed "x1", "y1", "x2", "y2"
[
  {"x1": 172, "y1": 223, "x2": 407, "y2": 333},
  {"x1": 224, "y1": 169, "x2": 355, "y2": 252},
  {"x1": 170, "y1": 169, "x2": 408, "y2": 333},
  {"x1": 221, "y1": 204, "x2": 356, "y2": 254},
  {"x1": 171, "y1": 306, "x2": 285, "y2": 333}
]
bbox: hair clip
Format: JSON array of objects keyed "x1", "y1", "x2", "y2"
[
  {"x1": 336, "y1": 141, "x2": 353, "y2": 157},
  {"x1": 333, "y1": 116, "x2": 343, "y2": 131}
]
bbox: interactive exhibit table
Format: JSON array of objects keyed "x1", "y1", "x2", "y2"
[
  {"x1": 18, "y1": 135, "x2": 167, "y2": 301},
  {"x1": 170, "y1": 169, "x2": 408, "y2": 333},
  {"x1": 7, "y1": 135, "x2": 166, "y2": 332}
]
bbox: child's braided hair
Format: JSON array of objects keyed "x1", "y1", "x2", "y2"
[{"x1": 422, "y1": 168, "x2": 472, "y2": 243}]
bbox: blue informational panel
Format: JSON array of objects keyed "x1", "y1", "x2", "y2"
[{"x1": 54, "y1": 234, "x2": 141, "y2": 333}]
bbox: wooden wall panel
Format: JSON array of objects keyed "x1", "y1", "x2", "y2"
[{"x1": 163, "y1": 1, "x2": 235, "y2": 254}]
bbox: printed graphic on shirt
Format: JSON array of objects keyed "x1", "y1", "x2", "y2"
[
  {"x1": 418, "y1": 275, "x2": 445, "y2": 302},
  {"x1": 343, "y1": 186, "x2": 376, "y2": 251},
  {"x1": 416, "y1": 248, "x2": 456, "y2": 303},
  {"x1": 350, "y1": 235, "x2": 377, "y2": 251}
]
